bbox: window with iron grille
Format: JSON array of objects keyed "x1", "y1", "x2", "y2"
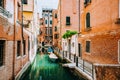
[
  {"x1": 86, "y1": 41, "x2": 90, "y2": 53},
  {"x1": 86, "y1": 12, "x2": 90, "y2": 28},
  {"x1": 23, "y1": 40, "x2": 26, "y2": 55},
  {"x1": 0, "y1": 0, "x2": 4, "y2": 8},
  {"x1": 23, "y1": 0, "x2": 28, "y2": 4},
  {"x1": 0, "y1": 40, "x2": 5, "y2": 66},
  {"x1": 17, "y1": 41, "x2": 21, "y2": 57},
  {"x1": 66, "y1": 16, "x2": 70, "y2": 25}
]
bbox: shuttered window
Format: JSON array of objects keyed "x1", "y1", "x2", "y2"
[
  {"x1": 86, "y1": 13, "x2": 90, "y2": 28},
  {"x1": 66, "y1": 16, "x2": 70, "y2": 25},
  {"x1": 86, "y1": 41, "x2": 90, "y2": 53}
]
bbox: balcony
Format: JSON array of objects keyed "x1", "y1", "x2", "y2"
[{"x1": 0, "y1": 7, "x2": 12, "y2": 18}]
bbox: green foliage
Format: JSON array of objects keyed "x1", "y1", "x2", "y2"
[{"x1": 62, "y1": 30, "x2": 77, "y2": 39}]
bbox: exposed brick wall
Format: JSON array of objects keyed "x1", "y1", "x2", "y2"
[
  {"x1": 95, "y1": 65, "x2": 120, "y2": 80},
  {"x1": 79, "y1": 31, "x2": 120, "y2": 64},
  {"x1": 0, "y1": 41, "x2": 14, "y2": 80}
]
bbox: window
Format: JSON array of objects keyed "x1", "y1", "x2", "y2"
[
  {"x1": 50, "y1": 20, "x2": 52, "y2": 24},
  {"x1": 23, "y1": 0, "x2": 28, "y2": 4},
  {"x1": 50, "y1": 28, "x2": 52, "y2": 35},
  {"x1": 45, "y1": 20, "x2": 47, "y2": 24},
  {"x1": 66, "y1": 16, "x2": 70, "y2": 25},
  {"x1": 0, "y1": 0, "x2": 4, "y2": 8},
  {"x1": 17, "y1": 41, "x2": 21, "y2": 57},
  {"x1": 55, "y1": 26, "x2": 57, "y2": 31},
  {"x1": 23, "y1": 40, "x2": 26, "y2": 55},
  {"x1": 86, "y1": 12, "x2": 90, "y2": 28},
  {"x1": 86, "y1": 41, "x2": 90, "y2": 53},
  {"x1": 55, "y1": 14, "x2": 57, "y2": 18},
  {"x1": 0, "y1": 40, "x2": 5, "y2": 66}
]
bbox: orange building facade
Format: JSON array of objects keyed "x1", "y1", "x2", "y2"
[
  {"x1": 56, "y1": 0, "x2": 120, "y2": 79},
  {"x1": 38, "y1": 18, "x2": 46, "y2": 44},
  {"x1": 52, "y1": 10, "x2": 59, "y2": 47},
  {"x1": 0, "y1": 0, "x2": 39, "y2": 80},
  {"x1": 79, "y1": 0, "x2": 120, "y2": 64}
]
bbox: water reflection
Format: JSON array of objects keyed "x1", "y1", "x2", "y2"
[{"x1": 21, "y1": 54, "x2": 85, "y2": 80}]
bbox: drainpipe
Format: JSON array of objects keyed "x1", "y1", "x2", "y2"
[
  {"x1": 76, "y1": 0, "x2": 80, "y2": 67},
  {"x1": 12, "y1": 0, "x2": 16, "y2": 79},
  {"x1": 21, "y1": 0, "x2": 24, "y2": 67},
  {"x1": 60, "y1": 0, "x2": 62, "y2": 50},
  {"x1": 48, "y1": 11, "x2": 50, "y2": 43},
  {"x1": 78, "y1": 0, "x2": 80, "y2": 33}
]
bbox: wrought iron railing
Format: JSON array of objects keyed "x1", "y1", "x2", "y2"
[
  {"x1": 0, "y1": 6, "x2": 12, "y2": 18},
  {"x1": 78, "y1": 58, "x2": 94, "y2": 78}
]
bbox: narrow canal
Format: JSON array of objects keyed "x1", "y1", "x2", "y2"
[{"x1": 20, "y1": 54, "x2": 85, "y2": 80}]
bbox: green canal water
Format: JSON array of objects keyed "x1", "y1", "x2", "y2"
[{"x1": 20, "y1": 54, "x2": 85, "y2": 80}]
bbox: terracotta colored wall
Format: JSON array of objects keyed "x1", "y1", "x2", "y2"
[
  {"x1": 79, "y1": 0, "x2": 120, "y2": 64},
  {"x1": 52, "y1": 10, "x2": 59, "y2": 47},
  {"x1": 60, "y1": 0, "x2": 79, "y2": 36}
]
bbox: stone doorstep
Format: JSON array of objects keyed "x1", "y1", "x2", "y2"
[{"x1": 15, "y1": 61, "x2": 31, "y2": 80}]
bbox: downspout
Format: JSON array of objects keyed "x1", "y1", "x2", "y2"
[
  {"x1": 21, "y1": 0, "x2": 24, "y2": 67},
  {"x1": 12, "y1": 0, "x2": 16, "y2": 79},
  {"x1": 60, "y1": 0, "x2": 62, "y2": 50},
  {"x1": 78, "y1": 0, "x2": 80, "y2": 33},
  {"x1": 76, "y1": 0, "x2": 80, "y2": 67},
  {"x1": 21, "y1": 0, "x2": 24, "y2": 43},
  {"x1": 48, "y1": 11, "x2": 50, "y2": 43}
]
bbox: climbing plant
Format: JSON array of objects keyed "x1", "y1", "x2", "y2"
[{"x1": 62, "y1": 30, "x2": 77, "y2": 39}]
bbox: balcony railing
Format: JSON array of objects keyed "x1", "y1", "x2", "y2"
[{"x1": 0, "y1": 7, "x2": 12, "y2": 18}]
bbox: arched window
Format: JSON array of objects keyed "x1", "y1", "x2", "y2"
[{"x1": 86, "y1": 12, "x2": 90, "y2": 28}]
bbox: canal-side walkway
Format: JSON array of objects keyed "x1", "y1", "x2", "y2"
[
  {"x1": 54, "y1": 49, "x2": 93, "y2": 80},
  {"x1": 20, "y1": 54, "x2": 85, "y2": 80}
]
